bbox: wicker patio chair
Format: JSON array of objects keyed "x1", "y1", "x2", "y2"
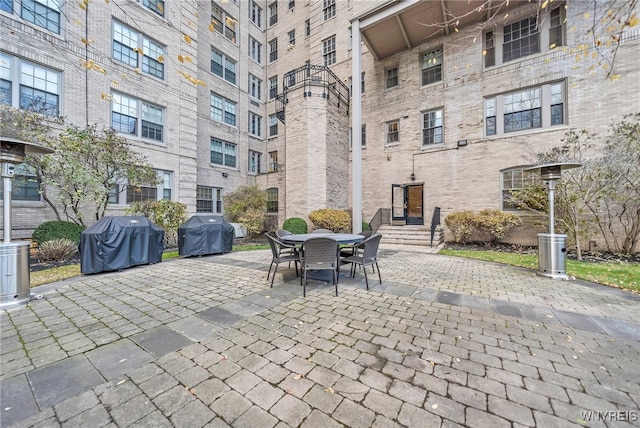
[
  {"x1": 311, "y1": 228, "x2": 333, "y2": 234},
  {"x1": 300, "y1": 237, "x2": 339, "y2": 297},
  {"x1": 340, "y1": 233, "x2": 382, "y2": 290},
  {"x1": 265, "y1": 232, "x2": 300, "y2": 287}
]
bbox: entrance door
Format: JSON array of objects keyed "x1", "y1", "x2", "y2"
[
  {"x1": 406, "y1": 184, "x2": 424, "y2": 225},
  {"x1": 391, "y1": 184, "x2": 406, "y2": 224}
]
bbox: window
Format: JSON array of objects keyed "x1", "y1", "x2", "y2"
[
  {"x1": 269, "y1": 38, "x2": 278, "y2": 63},
  {"x1": 268, "y1": 2, "x2": 277, "y2": 26},
  {"x1": 350, "y1": 125, "x2": 366, "y2": 149},
  {"x1": 422, "y1": 109, "x2": 443, "y2": 146},
  {"x1": 501, "y1": 168, "x2": 540, "y2": 210},
  {"x1": 268, "y1": 151, "x2": 278, "y2": 172},
  {"x1": 1, "y1": 0, "x2": 12, "y2": 13},
  {"x1": 305, "y1": 19, "x2": 310, "y2": 37},
  {"x1": 249, "y1": 1, "x2": 262, "y2": 28},
  {"x1": 288, "y1": 0, "x2": 295, "y2": 10},
  {"x1": 421, "y1": 48, "x2": 442, "y2": 85},
  {"x1": 212, "y1": 5, "x2": 237, "y2": 43},
  {"x1": 268, "y1": 76, "x2": 278, "y2": 99},
  {"x1": 211, "y1": 49, "x2": 236, "y2": 84},
  {"x1": 210, "y1": 93, "x2": 237, "y2": 126},
  {"x1": 269, "y1": 114, "x2": 278, "y2": 137},
  {"x1": 288, "y1": 30, "x2": 296, "y2": 47},
  {"x1": 124, "y1": 170, "x2": 172, "y2": 204},
  {"x1": 386, "y1": 121, "x2": 399, "y2": 144},
  {"x1": 249, "y1": 112, "x2": 262, "y2": 137},
  {"x1": 113, "y1": 21, "x2": 165, "y2": 79},
  {"x1": 1, "y1": 54, "x2": 60, "y2": 116},
  {"x1": 142, "y1": 0, "x2": 164, "y2": 17},
  {"x1": 323, "y1": 36, "x2": 336, "y2": 66},
  {"x1": 323, "y1": 0, "x2": 335, "y2": 21},
  {"x1": 111, "y1": 93, "x2": 164, "y2": 142},
  {"x1": 361, "y1": 72, "x2": 365, "y2": 94},
  {"x1": 249, "y1": 150, "x2": 262, "y2": 174},
  {"x1": 0, "y1": 164, "x2": 40, "y2": 201},
  {"x1": 484, "y1": 5, "x2": 565, "y2": 68},
  {"x1": 386, "y1": 66, "x2": 398, "y2": 89},
  {"x1": 249, "y1": 36, "x2": 262, "y2": 64},
  {"x1": 210, "y1": 138, "x2": 237, "y2": 168},
  {"x1": 249, "y1": 74, "x2": 262, "y2": 101},
  {"x1": 485, "y1": 82, "x2": 565, "y2": 136},
  {"x1": 196, "y1": 186, "x2": 222, "y2": 213},
  {"x1": 266, "y1": 188, "x2": 278, "y2": 213},
  {"x1": 21, "y1": 0, "x2": 61, "y2": 34}
]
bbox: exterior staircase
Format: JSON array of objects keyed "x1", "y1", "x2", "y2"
[{"x1": 376, "y1": 224, "x2": 445, "y2": 247}]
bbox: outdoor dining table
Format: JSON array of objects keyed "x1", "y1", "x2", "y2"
[{"x1": 280, "y1": 232, "x2": 365, "y2": 246}]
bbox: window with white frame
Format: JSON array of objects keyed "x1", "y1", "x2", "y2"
[
  {"x1": 249, "y1": 74, "x2": 262, "y2": 101},
  {"x1": 323, "y1": 36, "x2": 336, "y2": 66},
  {"x1": 386, "y1": 66, "x2": 398, "y2": 89},
  {"x1": 485, "y1": 81, "x2": 565, "y2": 136},
  {"x1": 210, "y1": 93, "x2": 237, "y2": 126},
  {"x1": 212, "y1": 4, "x2": 236, "y2": 43},
  {"x1": 421, "y1": 48, "x2": 442, "y2": 86},
  {"x1": 1, "y1": 53, "x2": 60, "y2": 116},
  {"x1": 288, "y1": 30, "x2": 296, "y2": 47},
  {"x1": 113, "y1": 21, "x2": 165, "y2": 79},
  {"x1": 210, "y1": 49, "x2": 236, "y2": 84},
  {"x1": 501, "y1": 167, "x2": 540, "y2": 210},
  {"x1": 19, "y1": 0, "x2": 61, "y2": 34},
  {"x1": 323, "y1": 0, "x2": 335, "y2": 21},
  {"x1": 210, "y1": 138, "x2": 237, "y2": 167},
  {"x1": 269, "y1": 114, "x2": 278, "y2": 137},
  {"x1": 0, "y1": 164, "x2": 40, "y2": 201},
  {"x1": 249, "y1": 1, "x2": 262, "y2": 28},
  {"x1": 268, "y1": 75, "x2": 278, "y2": 99},
  {"x1": 268, "y1": 2, "x2": 277, "y2": 26},
  {"x1": 288, "y1": 0, "x2": 294, "y2": 10},
  {"x1": 268, "y1": 38, "x2": 278, "y2": 63},
  {"x1": 249, "y1": 36, "x2": 262, "y2": 64},
  {"x1": 248, "y1": 112, "x2": 262, "y2": 138},
  {"x1": 484, "y1": 4, "x2": 566, "y2": 68},
  {"x1": 111, "y1": 93, "x2": 164, "y2": 142},
  {"x1": 248, "y1": 150, "x2": 262, "y2": 174},
  {"x1": 422, "y1": 109, "x2": 443, "y2": 146},
  {"x1": 268, "y1": 151, "x2": 278, "y2": 172},
  {"x1": 266, "y1": 188, "x2": 278, "y2": 213},
  {"x1": 386, "y1": 120, "x2": 399, "y2": 145},
  {"x1": 196, "y1": 185, "x2": 222, "y2": 213},
  {"x1": 120, "y1": 170, "x2": 172, "y2": 204},
  {"x1": 142, "y1": 0, "x2": 164, "y2": 17}
]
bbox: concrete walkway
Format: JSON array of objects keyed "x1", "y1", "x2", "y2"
[{"x1": 1, "y1": 245, "x2": 639, "y2": 427}]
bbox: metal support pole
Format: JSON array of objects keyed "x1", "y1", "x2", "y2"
[
  {"x1": 547, "y1": 180, "x2": 555, "y2": 235},
  {"x1": 3, "y1": 169, "x2": 12, "y2": 243}
]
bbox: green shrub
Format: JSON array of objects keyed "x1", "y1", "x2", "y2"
[
  {"x1": 32, "y1": 221, "x2": 85, "y2": 246},
  {"x1": 308, "y1": 209, "x2": 351, "y2": 232},
  {"x1": 37, "y1": 238, "x2": 77, "y2": 262},
  {"x1": 283, "y1": 217, "x2": 307, "y2": 234},
  {"x1": 444, "y1": 211, "x2": 476, "y2": 243},
  {"x1": 126, "y1": 200, "x2": 187, "y2": 247},
  {"x1": 475, "y1": 209, "x2": 522, "y2": 243},
  {"x1": 362, "y1": 221, "x2": 371, "y2": 231}
]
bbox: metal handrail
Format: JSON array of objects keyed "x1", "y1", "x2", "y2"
[{"x1": 369, "y1": 208, "x2": 390, "y2": 233}]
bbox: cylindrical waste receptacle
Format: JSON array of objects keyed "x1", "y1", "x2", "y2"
[
  {"x1": 0, "y1": 242, "x2": 31, "y2": 308},
  {"x1": 537, "y1": 233, "x2": 569, "y2": 279}
]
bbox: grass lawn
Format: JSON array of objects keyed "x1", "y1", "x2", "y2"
[{"x1": 439, "y1": 249, "x2": 640, "y2": 293}]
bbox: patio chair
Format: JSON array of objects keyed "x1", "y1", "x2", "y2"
[
  {"x1": 300, "y1": 237, "x2": 339, "y2": 297},
  {"x1": 340, "y1": 230, "x2": 373, "y2": 258},
  {"x1": 311, "y1": 228, "x2": 333, "y2": 234},
  {"x1": 274, "y1": 229, "x2": 297, "y2": 257},
  {"x1": 275, "y1": 229, "x2": 293, "y2": 238},
  {"x1": 340, "y1": 233, "x2": 382, "y2": 290},
  {"x1": 265, "y1": 233, "x2": 300, "y2": 288}
]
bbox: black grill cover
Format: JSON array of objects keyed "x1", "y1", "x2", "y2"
[
  {"x1": 178, "y1": 215, "x2": 234, "y2": 256},
  {"x1": 80, "y1": 216, "x2": 164, "y2": 274}
]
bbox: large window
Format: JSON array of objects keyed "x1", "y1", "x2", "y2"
[
  {"x1": 142, "y1": 0, "x2": 164, "y2": 17},
  {"x1": 385, "y1": 66, "x2": 398, "y2": 89},
  {"x1": 0, "y1": 54, "x2": 60, "y2": 116},
  {"x1": 485, "y1": 82, "x2": 565, "y2": 136},
  {"x1": 249, "y1": 36, "x2": 262, "y2": 64},
  {"x1": 421, "y1": 48, "x2": 442, "y2": 86},
  {"x1": 268, "y1": 76, "x2": 278, "y2": 99},
  {"x1": 111, "y1": 93, "x2": 164, "y2": 142},
  {"x1": 501, "y1": 168, "x2": 540, "y2": 210},
  {"x1": 211, "y1": 49, "x2": 236, "y2": 84},
  {"x1": 249, "y1": 112, "x2": 262, "y2": 138},
  {"x1": 249, "y1": 74, "x2": 262, "y2": 101},
  {"x1": 266, "y1": 188, "x2": 278, "y2": 213},
  {"x1": 269, "y1": 114, "x2": 278, "y2": 137},
  {"x1": 422, "y1": 109, "x2": 443, "y2": 146},
  {"x1": 210, "y1": 93, "x2": 237, "y2": 126},
  {"x1": 196, "y1": 186, "x2": 222, "y2": 213},
  {"x1": 249, "y1": 1, "x2": 262, "y2": 28},
  {"x1": 210, "y1": 138, "x2": 237, "y2": 168},
  {"x1": 21, "y1": 0, "x2": 61, "y2": 34},
  {"x1": 113, "y1": 21, "x2": 165, "y2": 79},
  {"x1": 269, "y1": 38, "x2": 278, "y2": 63},
  {"x1": 386, "y1": 120, "x2": 399, "y2": 145},
  {"x1": 120, "y1": 170, "x2": 172, "y2": 204},
  {"x1": 268, "y1": 2, "x2": 278, "y2": 26},
  {"x1": 484, "y1": 4, "x2": 566, "y2": 68},
  {"x1": 0, "y1": 164, "x2": 40, "y2": 201},
  {"x1": 212, "y1": 5, "x2": 236, "y2": 43},
  {"x1": 323, "y1": 0, "x2": 335, "y2": 21},
  {"x1": 323, "y1": 36, "x2": 336, "y2": 66},
  {"x1": 249, "y1": 150, "x2": 262, "y2": 174}
]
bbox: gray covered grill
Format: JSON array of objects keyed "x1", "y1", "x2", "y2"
[
  {"x1": 178, "y1": 215, "x2": 234, "y2": 256},
  {"x1": 80, "y1": 216, "x2": 164, "y2": 274}
]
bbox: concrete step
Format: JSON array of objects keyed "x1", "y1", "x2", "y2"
[{"x1": 376, "y1": 225, "x2": 445, "y2": 246}]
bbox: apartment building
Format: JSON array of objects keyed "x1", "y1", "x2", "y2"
[{"x1": 2, "y1": 0, "x2": 639, "y2": 248}]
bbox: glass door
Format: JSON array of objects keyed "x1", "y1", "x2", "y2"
[
  {"x1": 391, "y1": 184, "x2": 406, "y2": 223},
  {"x1": 406, "y1": 184, "x2": 424, "y2": 225}
]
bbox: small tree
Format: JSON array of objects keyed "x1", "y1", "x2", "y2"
[{"x1": 222, "y1": 184, "x2": 267, "y2": 239}]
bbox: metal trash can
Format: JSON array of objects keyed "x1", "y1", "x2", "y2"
[
  {"x1": 537, "y1": 233, "x2": 569, "y2": 279},
  {"x1": 0, "y1": 242, "x2": 31, "y2": 308}
]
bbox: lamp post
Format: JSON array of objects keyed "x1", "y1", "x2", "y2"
[
  {"x1": 1, "y1": 138, "x2": 54, "y2": 308},
  {"x1": 524, "y1": 162, "x2": 581, "y2": 280}
]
